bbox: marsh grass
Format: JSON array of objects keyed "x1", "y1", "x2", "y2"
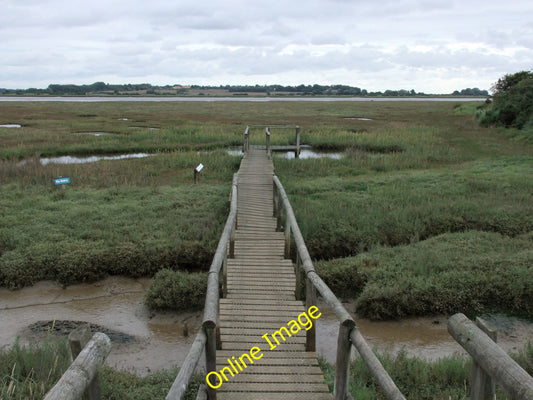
[
  {"x1": 319, "y1": 341, "x2": 533, "y2": 399},
  {"x1": 0, "y1": 338, "x2": 71, "y2": 399},
  {"x1": 1, "y1": 101, "x2": 531, "y2": 318},
  {"x1": 0, "y1": 338, "x2": 200, "y2": 400}
]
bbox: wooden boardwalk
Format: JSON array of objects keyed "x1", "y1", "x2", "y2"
[{"x1": 216, "y1": 149, "x2": 332, "y2": 399}]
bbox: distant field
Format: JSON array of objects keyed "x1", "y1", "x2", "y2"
[{"x1": 0, "y1": 100, "x2": 531, "y2": 320}]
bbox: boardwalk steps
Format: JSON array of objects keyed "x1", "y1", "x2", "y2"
[{"x1": 216, "y1": 149, "x2": 332, "y2": 399}]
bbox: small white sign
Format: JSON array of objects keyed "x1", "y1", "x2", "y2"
[{"x1": 195, "y1": 163, "x2": 204, "y2": 172}]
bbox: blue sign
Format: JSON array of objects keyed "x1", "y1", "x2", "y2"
[{"x1": 54, "y1": 177, "x2": 71, "y2": 185}]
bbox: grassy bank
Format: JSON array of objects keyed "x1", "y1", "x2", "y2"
[{"x1": 316, "y1": 231, "x2": 533, "y2": 319}]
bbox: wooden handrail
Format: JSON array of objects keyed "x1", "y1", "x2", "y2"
[
  {"x1": 244, "y1": 125, "x2": 301, "y2": 158},
  {"x1": 448, "y1": 313, "x2": 533, "y2": 399},
  {"x1": 166, "y1": 330, "x2": 207, "y2": 399},
  {"x1": 166, "y1": 173, "x2": 239, "y2": 400},
  {"x1": 44, "y1": 333, "x2": 111, "y2": 400},
  {"x1": 273, "y1": 175, "x2": 405, "y2": 400}
]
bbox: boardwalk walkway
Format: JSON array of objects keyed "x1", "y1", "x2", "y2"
[{"x1": 216, "y1": 149, "x2": 332, "y2": 399}]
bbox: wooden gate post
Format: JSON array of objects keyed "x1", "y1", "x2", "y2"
[
  {"x1": 205, "y1": 323, "x2": 217, "y2": 400},
  {"x1": 68, "y1": 324, "x2": 102, "y2": 400},
  {"x1": 471, "y1": 317, "x2": 497, "y2": 400},
  {"x1": 265, "y1": 128, "x2": 271, "y2": 155},
  {"x1": 295, "y1": 126, "x2": 301, "y2": 158},
  {"x1": 334, "y1": 321, "x2": 355, "y2": 400},
  {"x1": 305, "y1": 277, "x2": 317, "y2": 352}
]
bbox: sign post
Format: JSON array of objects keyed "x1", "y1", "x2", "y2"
[
  {"x1": 54, "y1": 176, "x2": 70, "y2": 189},
  {"x1": 194, "y1": 164, "x2": 204, "y2": 184}
]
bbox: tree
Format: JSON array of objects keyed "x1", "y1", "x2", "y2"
[{"x1": 481, "y1": 70, "x2": 533, "y2": 129}]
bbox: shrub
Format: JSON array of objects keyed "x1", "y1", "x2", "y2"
[
  {"x1": 145, "y1": 269, "x2": 207, "y2": 310},
  {"x1": 481, "y1": 70, "x2": 533, "y2": 129}
]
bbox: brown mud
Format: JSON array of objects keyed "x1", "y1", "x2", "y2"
[{"x1": 1, "y1": 277, "x2": 531, "y2": 375}]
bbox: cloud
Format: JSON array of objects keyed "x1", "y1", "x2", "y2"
[{"x1": 1, "y1": 0, "x2": 532, "y2": 92}]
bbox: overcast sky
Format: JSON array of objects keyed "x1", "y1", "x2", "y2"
[{"x1": 1, "y1": 0, "x2": 532, "y2": 93}]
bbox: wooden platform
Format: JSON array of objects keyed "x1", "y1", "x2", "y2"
[{"x1": 216, "y1": 149, "x2": 332, "y2": 399}]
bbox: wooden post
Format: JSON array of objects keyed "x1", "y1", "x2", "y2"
[
  {"x1": 265, "y1": 128, "x2": 271, "y2": 155},
  {"x1": 295, "y1": 126, "x2": 301, "y2": 158},
  {"x1": 471, "y1": 317, "x2": 497, "y2": 400},
  {"x1": 334, "y1": 321, "x2": 355, "y2": 400},
  {"x1": 284, "y1": 215, "x2": 291, "y2": 258},
  {"x1": 305, "y1": 276, "x2": 317, "y2": 352},
  {"x1": 204, "y1": 322, "x2": 217, "y2": 400},
  {"x1": 448, "y1": 313, "x2": 533, "y2": 400},
  {"x1": 295, "y1": 252, "x2": 303, "y2": 300},
  {"x1": 44, "y1": 333, "x2": 111, "y2": 400},
  {"x1": 272, "y1": 180, "x2": 276, "y2": 216},
  {"x1": 166, "y1": 330, "x2": 207, "y2": 400},
  {"x1": 350, "y1": 328, "x2": 406, "y2": 400},
  {"x1": 68, "y1": 325, "x2": 102, "y2": 400},
  {"x1": 243, "y1": 126, "x2": 250, "y2": 152},
  {"x1": 276, "y1": 193, "x2": 283, "y2": 232}
]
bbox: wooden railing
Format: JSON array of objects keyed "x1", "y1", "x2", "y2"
[
  {"x1": 273, "y1": 176, "x2": 406, "y2": 400},
  {"x1": 44, "y1": 325, "x2": 111, "y2": 400},
  {"x1": 166, "y1": 173, "x2": 239, "y2": 400},
  {"x1": 243, "y1": 125, "x2": 301, "y2": 157},
  {"x1": 448, "y1": 313, "x2": 533, "y2": 399}
]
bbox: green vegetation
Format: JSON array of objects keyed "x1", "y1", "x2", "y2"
[
  {"x1": 0, "y1": 338, "x2": 71, "y2": 399},
  {"x1": 0, "y1": 82, "x2": 488, "y2": 97},
  {"x1": 319, "y1": 341, "x2": 533, "y2": 399},
  {"x1": 480, "y1": 70, "x2": 533, "y2": 133},
  {"x1": 0, "y1": 99, "x2": 531, "y2": 319},
  {"x1": 272, "y1": 99, "x2": 532, "y2": 320},
  {"x1": 145, "y1": 269, "x2": 207, "y2": 310},
  {"x1": 317, "y1": 231, "x2": 533, "y2": 320},
  {"x1": 0, "y1": 338, "x2": 200, "y2": 400}
]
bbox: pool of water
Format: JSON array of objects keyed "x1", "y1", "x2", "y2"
[
  {"x1": 277, "y1": 149, "x2": 343, "y2": 160},
  {"x1": 40, "y1": 153, "x2": 151, "y2": 165},
  {"x1": 227, "y1": 147, "x2": 343, "y2": 159},
  {"x1": 73, "y1": 132, "x2": 113, "y2": 136}
]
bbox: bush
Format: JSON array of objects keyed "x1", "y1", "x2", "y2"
[
  {"x1": 145, "y1": 269, "x2": 207, "y2": 310},
  {"x1": 481, "y1": 70, "x2": 533, "y2": 129},
  {"x1": 354, "y1": 231, "x2": 533, "y2": 319}
]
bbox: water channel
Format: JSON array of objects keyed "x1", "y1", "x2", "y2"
[
  {"x1": 0, "y1": 96, "x2": 488, "y2": 103},
  {"x1": 1, "y1": 277, "x2": 531, "y2": 375}
]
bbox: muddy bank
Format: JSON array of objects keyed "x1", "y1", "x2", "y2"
[
  {"x1": 0, "y1": 277, "x2": 202, "y2": 375},
  {"x1": 1, "y1": 277, "x2": 532, "y2": 375}
]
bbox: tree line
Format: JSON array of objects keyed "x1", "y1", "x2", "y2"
[{"x1": 0, "y1": 82, "x2": 488, "y2": 97}]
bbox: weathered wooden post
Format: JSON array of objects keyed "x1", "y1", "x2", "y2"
[
  {"x1": 284, "y1": 213, "x2": 291, "y2": 259},
  {"x1": 68, "y1": 324, "x2": 103, "y2": 400},
  {"x1": 243, "y1": 126, "x2": 250, "y2": 152},
  {"x1": 276, "y1": 189, "x2": 283, "y2": 232},
  {"x1": 448, "y1": 313, "x2": 533, "y2": 400},
  {"x1": 471, "y1": 317, "x2": 497, "y2": 400},
  {"x1": 334, "y1": 319, "x2": 355, "y2": 400},
  {"x1": 204, "y1": 320, "x2": 218, "y2": 400},
  {"x1": 265, "y1": 127, "x2": 271, "y2": 156},
  {"x1": 44, "y1": 332, "x2": 111, "y2": 400},
  {"x1": 295, "y1": 126, "x2": 301, "y2": 158},
  {"x1": 305, "y1": 276, "x2": 317, "y2": 352}
]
